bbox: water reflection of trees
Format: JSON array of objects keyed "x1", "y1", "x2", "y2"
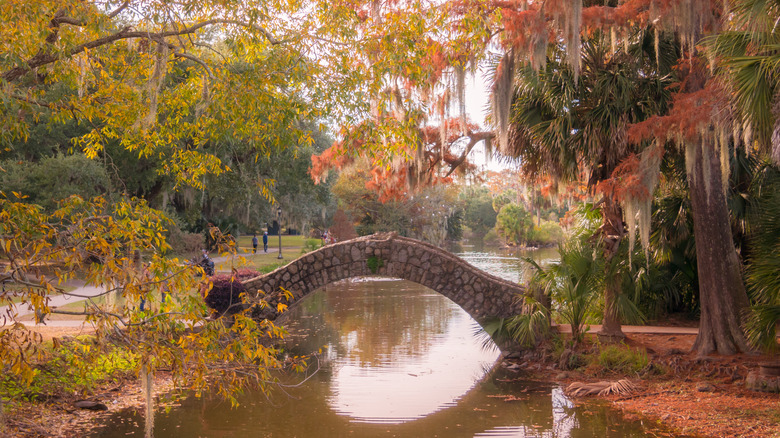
[{"x1": 294, "y1": 280, "x2": 455, "y2": 366}]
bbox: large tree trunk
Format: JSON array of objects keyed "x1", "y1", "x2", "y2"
[
  {"x1": 687, "y1": 138, "x2": 751, "y2": 356},
  {"x1": 599, "y1": 196, "x2": 626, "y2": 341}
]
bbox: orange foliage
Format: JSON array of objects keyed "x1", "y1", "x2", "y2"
[
  {"x1": 309, "y1": 140, "x2": 358, "y2": 185},
  {"x1": 417, "y1": 39, "x2": 448, "y2": 88},
  {"x1": 581, "y1": 0, "x2": 653, "y2": 30},
  {"x1": 627, "y1": 81, "x2": 728, "y2": 145},
  {"x1": 501, "y1": 8, "x2": 549, "y2": 50},
  {"x1": 484, "y1": 0, "x2": 722, "y2": 50},
  {"x1": 596, "y1": 142, "x2": 664, "y2": 203},
  {"x1": 310, "y1": 118, "x2": 479, "y2": 203}
]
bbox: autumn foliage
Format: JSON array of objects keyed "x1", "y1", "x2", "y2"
[
  {"x1": 597, "y1": 144, "x2": 665, "y2": 204},
  {"x1": 628, "y1": 81, "x2": 730, "y2": 145},
  {"x1": 310, "y1": 118, "x2": 484, "y2": 202}
]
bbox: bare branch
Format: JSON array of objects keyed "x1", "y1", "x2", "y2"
[
  {"x1": 108, "y1": 1, "x2": 131, "y2": 19},
  {"x1": 173, "y1": 52, "x2": 214, "y2": 79},
  {"x1": 52, "y1": 15, "x2": 86, "y2": 27},
  {"x1": 50, "y1": 308, "x2": 195, "y2": 327},
  {"x1": 444, "y1": 131, "x2": 494, "y2": 177},
  {"x1": 3, "y1": 19, "x2": 283, "y2": 83}
]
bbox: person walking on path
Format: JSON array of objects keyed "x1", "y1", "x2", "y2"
[
  {"x1": 252, "y1": 234, "x2": 258, "y2": 254},
  {"x1": 262, "y1": 231, "x2": 269, "y2": 252}
]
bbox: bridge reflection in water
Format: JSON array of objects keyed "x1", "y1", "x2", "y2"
[{"x1": 92, "y1": 249, "x2": 656, "y2": 437}]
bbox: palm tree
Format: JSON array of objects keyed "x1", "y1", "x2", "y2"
[
  {"x1": 743, "y1": 162, "x2": 780, "y2": 351},
  {"x1": 712, "y1": 0, "x2": 780, "y2": 164},
  {"x1": 711, "y1": 0, "x2": 780, "y2": 352},
  {"x1": 496, "y1": 30, "x2": 676, "y2": 340}
]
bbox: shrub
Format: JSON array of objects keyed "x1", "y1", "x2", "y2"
[
  {"x1": 0, "y1": 343, "x2": 138, "y2": 399},
  {"x1": 233, "y1": 268, "x2": 261, "y2": 281},
  {"x1": 167, "y1": 225, "x2": 205, "y2": 256},
  {"x1": 301, "y1": 238, "x2": 322, "y2": 254},
  {"x1": 528, "y1": 221, "x2": 564, "y2": 246},
  {"x1": 366, "y1": 256, "x2": 384, "y2": 274},
  {"x1": 591, "y1": 344, "x2": 649, "y2": 375},
  {"x1": 204, "y1": 273, "x2": 253, "y2": 315}
]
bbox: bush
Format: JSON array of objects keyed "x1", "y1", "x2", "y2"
[
  {"x1": 1, "y1": 343, "x2": 138, "y2": 399},
  {"x1": 301, "y1": 238, "x2": 322, "y2": 254},
  {"x1": 167, "y1": 225, "x2": 205, "y2": 256},
  {"x1": 528, "y1": 221, "x2": 564, "y2": 246},
  {"x1": 203, "y1": 271, "x2": 258, "y2": 315},
  {"x1": 233, "y1": 268, "x2": 261, "y2": 281},
  {"x1": 590, "y1": 344, "x2": 649, "y2": 375}
]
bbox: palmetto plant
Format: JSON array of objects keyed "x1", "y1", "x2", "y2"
[
  {"x1": 512, "y1": 205, "x2": 604, "y2": 346},
  {"x1": 496, "y1": 30, "x2": 676, "y2": 339},
  {"x1": 530, "y1": 239, "x2": 603, "y2": 345},
  {"x1": 712, "y1": 0, "x2": 780, "y2": 163},
  {"x1": 744, "y1": 164, "x2": 780, "y2": 351}
]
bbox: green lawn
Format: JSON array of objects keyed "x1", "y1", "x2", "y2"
[
  {"x1": 217, "y1": 235, "x2": 323, "y2": 272},
  {"x1": 233, "y1": 234, "x2": 312, "y2": 252}
]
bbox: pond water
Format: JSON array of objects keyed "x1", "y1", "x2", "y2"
[{"x1": 91, "y1": 246, "x2": 662, "y2": 438}]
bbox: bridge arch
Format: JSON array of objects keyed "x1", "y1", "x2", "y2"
[{"x1": 243, "y1": 233, "x2": 527, "y2": 322}]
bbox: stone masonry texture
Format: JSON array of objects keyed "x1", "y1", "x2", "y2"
[{"x1": 243, "y1": 232, "x2": 527, "y2": 322}]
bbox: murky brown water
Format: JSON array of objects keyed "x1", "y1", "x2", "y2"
[{"x1": 91, "y1": 248, "x2": 662, "y2": 438}]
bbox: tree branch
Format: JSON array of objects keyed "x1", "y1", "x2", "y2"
[
  {"x1": 3, "y1": 18, "x2": 283, "y2": 83},
  {"x1": 173, "y1": 51, "x2": 214, "y2": 79},
  {"x1": 444, "y1": 131, "x2": 495, "y2": 177},
  {"x1": 50, "y1": 308, "x2": 193, "y2": 327},
  {"x1": 108, "y1": 1, "x2": 130, "y2": 19}
]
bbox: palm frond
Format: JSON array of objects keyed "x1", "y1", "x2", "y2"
[{"x1": 744, "y1": 304, "x2": 780, "y2": 352}]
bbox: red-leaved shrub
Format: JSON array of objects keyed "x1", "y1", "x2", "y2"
[{"x1": 203, "y1": 269, "x2": 259, "y2": 314}]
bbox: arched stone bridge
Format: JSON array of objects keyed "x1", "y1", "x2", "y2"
[{"x1": 243, "y1": 233, "x2": 528, "y2": 322}]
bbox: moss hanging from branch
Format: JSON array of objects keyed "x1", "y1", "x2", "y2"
[
  {"x1": 559, "y1": 0, "x2": 582, "y2": 82},
  {"x1": 596, "y1": 137, "x2": 662, "y2": 266},
  {"x1": 493, "y1": 51, "x2": 515, "y2": 153},
  {"x1": 454, "y1": 62, "x2": 467, "y2": 130},
  {"x1": 139, "y1": 41, "x2": 169, "y2": 130}
]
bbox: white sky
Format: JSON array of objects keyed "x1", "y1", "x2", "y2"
[{"x1": 463, "y1": 71, "x2": 513, "y2": 172}]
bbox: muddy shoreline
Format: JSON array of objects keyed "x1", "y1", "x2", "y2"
[{"x1": 4, "y1": 332, "x2": 778, "y2": 437}]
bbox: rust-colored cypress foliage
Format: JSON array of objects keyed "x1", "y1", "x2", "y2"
[{"x1": 330, "y1": 209, "x2": 358, "y2": 242}]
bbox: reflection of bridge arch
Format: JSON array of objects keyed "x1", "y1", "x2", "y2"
[{"x1": 244, "y1": 233, "x2": 527, "y2": 322}]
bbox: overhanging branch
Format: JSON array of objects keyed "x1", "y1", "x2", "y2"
[
  {"x1": 444, "y1": 131, "x2": 495, "y2": 177},
  {"x1": 3, "y1": 18, "x2": 283, "y2": 83}
]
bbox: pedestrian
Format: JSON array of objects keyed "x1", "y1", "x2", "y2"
[
  {"x1": 199, "y1": 249, "x2": 214, "y2": 275},
  {"x1": 262, "y1": 231, "x2": 269, "y2": 252},
  {"x1": 252, "y1": 234, "x2": 258, "y2": 254}
]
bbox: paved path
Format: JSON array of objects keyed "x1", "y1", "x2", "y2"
[
  {"x1": 0, "y1": 249, "x2": 722, "y2": 336},
  {"x1": 1, "y1": 248, "x2": 276, "y2": 319},
  {"x1": 554, "y1": 324, "x2": 699, "y2": 335},
  {"x1": 1, "y1": 280, "x2": 109, "y2": 320},
  {"x1": 1, "y1": 249, "x2": 294, "y2": 328}
]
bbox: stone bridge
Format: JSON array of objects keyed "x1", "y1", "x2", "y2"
[{"x1": 243, "y1": 233, "x2": 528, "y2": 322}]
